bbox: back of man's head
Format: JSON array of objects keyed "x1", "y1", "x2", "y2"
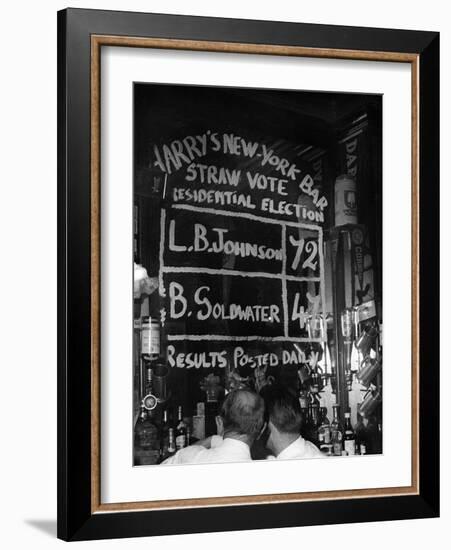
[
  {"x1": 265, "y1": 385, "x2": 302, "y2": 435},
  {"x1": 220, "y1": 389, "x2": 265, "y2": 442}
]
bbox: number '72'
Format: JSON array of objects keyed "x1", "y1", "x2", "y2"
[{"x1": 289, "y1": 235, "x2": 318, "y2": 272}]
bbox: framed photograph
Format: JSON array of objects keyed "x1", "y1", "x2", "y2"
[{"x1": 57, "y1": 8, "x2": 439, "y2": 541}]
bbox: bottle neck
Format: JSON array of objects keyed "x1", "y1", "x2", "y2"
[
  {"x1": 311, "y1": 406, "x2": 319, "y2": 425},
  {"x1": 168, "y1": 429, "x2": 176, "y2": 450},
  {"x1": 146, "y1": 379, "x2": 153, "y2": 394}
]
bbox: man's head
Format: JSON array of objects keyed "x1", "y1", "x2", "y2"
[
  {"x1": 264, "y1": 385, "x2": 302, "y2": 455},
  {"x1": 217, "y1": 389, "x2": 265, "y2": 445}
]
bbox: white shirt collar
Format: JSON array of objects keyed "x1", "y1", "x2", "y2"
[
  {"x1": 276, "y1": 435, "x2": 313, "y2": 460},
  {"x1": 218, "y1": 436, "x2": 252, "y2": 455}
]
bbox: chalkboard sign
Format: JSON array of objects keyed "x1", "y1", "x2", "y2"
[{"x1": 134, "y1": 83, "x2": 330, "y2": 410}]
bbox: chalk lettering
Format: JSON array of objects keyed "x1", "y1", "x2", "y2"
[
  {"x1": 260, "y1": 145, "x2": 301, "y2": 180},
  {"x1": 185, "y1": 163, "x2": 241, "y2": 186},
  {"x1": 261, "y1": 197, "x2": 325, "y2": 223},
  {"x1": 292, "y1": 292, "x2": 309, "y2": 329},
  {"x1": 169, "y1": 282, "x2": 188, "y2": 319},
  {"x1": 223, "y1": 134, "x2": 259, "y2": 157},
  {"x1": 152, "y1": 134, "x2": 208, "y2": 173},
  {"x1": 169, "y1": 219, "x2": 283, "y2": 261},
  {"x1": 233, "y1": 346, "x2": 279, "y2": 369},
  {"x1": 173, "y1": 187, "x2": 257, "y2": 209},
  {"x1": 193, "y1": 223, "x2": 210, "y2": 252},
  {"x1": 246, "y1": 172, "x2": 288, "y2": 196},
  {"x1": 194, "y1": 286, "x2": 281, "y2": 323},
  {"x1": 168, "y1": 219, "x2": 187, "y2": 252},
  {"x1": 167, "y1": 345, "x2": 228, "y2": 369},
  {"x1": 298, "y1": 174, "x2": 328, "y2": 210},
  {"x1": 210, "y1": 132, "x2": 221, "y2": 151}
]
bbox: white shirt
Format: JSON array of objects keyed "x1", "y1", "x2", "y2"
[
  {"x1": 162, "y1": 435, "x2": 251, "y2": 465},
  {"x1": 267, "y1": 436, "x2": 324, "y2": 460}
]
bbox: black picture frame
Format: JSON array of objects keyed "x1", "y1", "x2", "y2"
[{"x1": 57, "y1": 8, "x2": 439, "y2": 541}]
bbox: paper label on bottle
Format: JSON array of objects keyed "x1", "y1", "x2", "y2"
[
  {"x1": 333, "y1": 442, "x2": 342, "y2": 456},
  {"x1": 344, "y1": 439, "x2": 356, "y2": 455},
  {"x1": 141, "y1": 323, "x2": 160, "y2": 355},
  {"x1": 175, "y1": 435, "x2": 186, "y2": 450}
]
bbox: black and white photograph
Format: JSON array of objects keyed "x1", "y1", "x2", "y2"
[
  {"x1": 132, "y1": 83, "x2": 383, "y2": 466},
  {"x1": 0, "y1": 0, "x2": 444, "y2": 546}
]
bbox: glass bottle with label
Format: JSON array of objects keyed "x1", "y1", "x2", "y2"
[
  {"x1": 309, "y1": 403, "x2": 320, "y2": 446},
  {"x1": 343, "y1": 411, "x2": 356, "y2": 455},
  {"x1": 300, "y1": 407, "x2": 309, "y2": 439},
  {"x1": 354, "y1": 414, "x2": 367, "y2": 455},
  {"x1": 135, "y1": 404, "x2": 159, "y2": 455},
  {"x1": 330, "y1": 404, "x2": 343, "y2": 456},
  {"x1": 142, "y1": 365, "x2": 158, "y2": 413},
  {"x1": 186, "y1": 426, "x2": 192, "y2": 447},
  {"x1": 168, "y1": 428, "x2": 176, "y2": 455},
  {"x1": 159, "y1": 428, "x2": 176, "y2": 462},
  {"x1": 359, "y1": 440, "x2": 367, "y2": 455},
  {"x1": 299, "y1": 390, "x2": 310, "y2": 410},
  {"x1": 141, "y1": 316, "x2": 160, "y2": 360},
  {"x1": 317, "y1": 407, "x2": 332, "y2": 453},
  {"x1": 175, "y1": 406, "x2": 187, "y2": 450},
  {"x1": 144, "y1": 365, "x2": 154, "y2": 397},
  {"x1": 159, "y1": 409, "x2": 170, "y2": 458}
]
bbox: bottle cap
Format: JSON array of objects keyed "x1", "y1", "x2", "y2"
[{"x1": 143, "y1": 393, "x2": 157, "y2": 411}]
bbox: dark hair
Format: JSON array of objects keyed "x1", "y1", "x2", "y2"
[
  {"x1": 219, "y1": 389, "x2": 265, "y2": 439},
  {"x1": 264, "y1": 385, "x2": 302, "y2": 435}
]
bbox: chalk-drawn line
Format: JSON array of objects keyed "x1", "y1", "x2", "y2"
[
  {"x1": 281, "y1": 224, "x2": 289, "y2": 338},
  {"x1": 171, "y1": 203, "x2": 321, "y2": 232},
  {"x1": 158, "y1": 209, "x2": 166, "y2": 297},
  {"x1": 161, "y1": 265, "x2": 320, "y2": 282},
  {"x1": 166, "y1": 334, "x2": 325, "y2": 343}
]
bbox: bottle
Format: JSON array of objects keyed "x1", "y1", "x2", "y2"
[
  {"x1": 135, "y1": 403, "x2": 159, "y2": 454},
  {"x1": 159, "y1": 409, "x2": 170, "y2": 458},
  {"x1": 309, "y1": 403, "x2": 320, "y2": 446},
  {"x1": 343, "y1": 411, "x2": 356, "y2": 455},
  {"x1": 354, "y1": 414, "x2": 367, "y2": 455},
  {"x1": 300, "y1": 406, "x2": 310, "y2": 440},
  {"x1": 317, "y1": 407, "x2": 332, "y2": 453},
  {"x1": 299, "y1": 390, "x2": 310, "y2": 410},
  {"x1": 142, "y1": 365, "x2": 158, "y2": 412},
  {"x1": 159, "y1": 427, "x2": 176, "y2": 462},
  {"x1": 144, "y1": 365, "x2": 154, "y2": 397},
  {"x1": 330, "y1": 405, "x2": 343, "y2": 456},
  {"x1": 141, "y1": 316, "x2": 160, "y2": 359},
  {"x1": 334, "y1": 174, "x2": 357, "y2": 226},
  {"x1": 365, "y1": 415, "x2": 380, "y2": 454},
  {"x1": 175, "y1": 405, "x2": 187, "y2": 450},
  {"x1": 167, "y1": 428, "x2": 176, "y2": 456}
]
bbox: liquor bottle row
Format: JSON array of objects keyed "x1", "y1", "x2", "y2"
[
  {"x1": 302, "y1": 404, "x2": 382, "y2": 456},
  {"x1": 134, "y1": 404, "x2": 194, "y2": 464}
]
